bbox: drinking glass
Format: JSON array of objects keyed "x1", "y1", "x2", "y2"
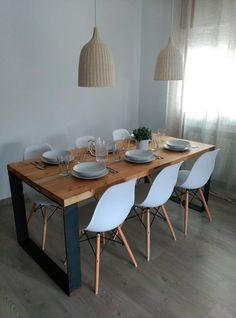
[
  {"x1": 157, "y1": 128, "x2": 166, "y2": 145},
  {"x1": 121, "y1": 138, "x2": 130, "y2": 151},
  {"x1": 112, "y1": 142, "x2": 121, "y2": 162},
  {"x1": 95, "y1": 138, "x2": 108, "y2": 165},
  {"x1": 150, "y1": 133, "x2": 160, "y2": 152},
  {"x1": 58, "y1": 155, "x2": 70, "y2": 176}
]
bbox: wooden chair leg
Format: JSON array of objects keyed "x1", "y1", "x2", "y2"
[
  {"x1": 184, "y1": 191, "x2": 189, "y2": 235},
  {"x1": 27, "y1": 203, "x2": 37, "y2": 224},
  {"x1": 161, "y1": 205, "x2": 177, "y2": 241},
  {"x1": 198, "y1": 188, "x2": 212, "y2": 221},
  {"x1": 113, "y1": 222, "x2": 123, "y2": 240},
  {"x1": 117, "y1": 226, "x2": 137, "y2": 267},
  {"x1": 146, "y1": 209, "x2": 150, "y2": 261},
  {"x1": 42, "y1": 207, "x2": 48, "y2": 251},
  {"x1": 95, "y1": 233, "x2": 101, "y2": 295}
]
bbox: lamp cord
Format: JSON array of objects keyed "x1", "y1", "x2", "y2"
[
  {"x1": 171, "y1": 0, "x2": 174, "y2": 39},
  {"x1": 94, "y1": 0, "x2": 97, "y2": 26}
]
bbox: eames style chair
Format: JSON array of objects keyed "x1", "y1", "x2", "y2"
[
  {"x1": 24, "y1": 143, "x2": 59, "y2": 250},
  {"x1": 135, "y1": 162, "x2": 183, "y2": 261},
  {"x1": 79, "y1": 178, "x2": 137, "y2": 294},
  {"x1": 75, "y1": 135, "x2": 95, "y2": 148},
  {"x1": 112, "y1": 128, "x2": 131, "y2": 141},
  {"x1": 175, "y1": 149, "x2": 220, "y2": 235}
]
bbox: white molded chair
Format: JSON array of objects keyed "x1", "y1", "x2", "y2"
[
  {"x1": 135, "y1": 162, "x2": 183, "y2": 261},
  {"x1": 79, "y1": 178, "x2": 137, "y2": 294},
  {"x1": 24, "y1": 143, "x2": 58, "y2": 250},
  {"x1": 75, "y1": 135, "x2": 95, "y2": 148},
  {"x1": 112, "y1": 129, "x2": 131, "y2": 141},
  {"x1": 175, "y1": 149, "x2": 220, "y2": 235}
]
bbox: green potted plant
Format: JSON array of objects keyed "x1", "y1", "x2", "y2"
[{"x1": 132, "y1": 126, "x2": 152, "y2": 149}]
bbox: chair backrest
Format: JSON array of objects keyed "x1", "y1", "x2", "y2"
[
  {"x1": 180, "y1": 149, "x2": 220, "y2": 189},
  {"x1": 112, "y1": 129, "x2": 131, "y2": 141},
  {"x1": 85, "y1": 178, "x2": 137, "y2": 232},
  {"x1": 24, "y1": 143, "x2": 53, "y2": 160},
  {"x1": 140, "y1": 162, "x2": 183, "y2": 208},
  {"x1": 75, "y1": 136, "x2": 95, "y2": 148}
]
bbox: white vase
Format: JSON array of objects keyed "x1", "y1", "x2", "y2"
[{"x1": 136, "y1": 140, "x2": 149, "y2": 150}]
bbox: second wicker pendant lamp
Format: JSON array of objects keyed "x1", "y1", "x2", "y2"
[
  {"x1": 78, "y1": 0, "x2": 115, "y2": 87},
  {"x1": 154, "y1": 0, "x2": 183, "y2": 81}
]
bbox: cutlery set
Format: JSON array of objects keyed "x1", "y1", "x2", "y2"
[
  {"x1": 107, "y1": 166, "x2": 119, "y2": 174},
  {"x1": 153, "y1": 154, "x2": 164, "y2": 160},
  {"x1": 31, "y1": 161, "x2": 46, "y2": 169}
]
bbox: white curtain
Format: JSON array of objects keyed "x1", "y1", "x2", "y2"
[{"x1": 167, "y1": 0, "x2": 236, "y2": 201}]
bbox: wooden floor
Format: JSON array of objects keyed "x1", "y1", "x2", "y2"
[{"x1": 0, "y1": 194, "x2": 236, "y2": 318}]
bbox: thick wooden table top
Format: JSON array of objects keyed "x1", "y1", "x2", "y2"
[{"x1": 7, "y1": 137, "x2": 214, "y2": 207}]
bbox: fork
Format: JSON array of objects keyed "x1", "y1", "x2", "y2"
[
  {"x1": 153, "y1": 154, "x2": 164, "y2": 160},
  {"x1": 31, "y1": 161, "x2": 45, "y2": 170},
  {"x1": 34, "y1": 160, "x2": 46, "y2": 168},
  {"x1": 107, "y1": 166, "x2": 119, "y2": 174}
]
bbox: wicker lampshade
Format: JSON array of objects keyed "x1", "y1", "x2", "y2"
[
  {"x1": 78, "y1": 27, "x2": 115, "y2": 87},
  {"x1": 154, "y1": 37, "x2": 183, "y2": 81}
]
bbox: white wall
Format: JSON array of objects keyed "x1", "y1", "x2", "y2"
[
  {"x1": 0, "y1": 0, "x2": 171, "y2": 200},
  {"x1": 0, "y1": 0, "x2": 143, "y2": 199},
  {"x1": 139, "y1": 0, "x2": 171, "y2": 130}
]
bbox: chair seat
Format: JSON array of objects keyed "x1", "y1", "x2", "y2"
[
  {"x1": 176, "y1": 170, "x2": 190, "y2": 187},
  {"x1": 135, "y1": 183, "x2": 152, "y2": 206}
]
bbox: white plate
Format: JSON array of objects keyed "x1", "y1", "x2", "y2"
[
  {"x1": 42, "y1": 150, "x2": 74, "y2": 163},
  {"x1": 164, "y1": 144, "x2": 189, "y2": 152},
  {"x1": 71, "y1": 169, "x2": 108, "y2": 179},
  {"x1": 72, "y1": 162, "x2": 106, "y2": 177},
  {"x1": 41, "y1": 157, "x2": 59, "y2": 165},
  {"x1": 124, "y1": 155, "x2": 154, "y2": 163},
  {"x1": 125, "y1": 150, "x2": 153, "y2": 161},
  {"x1": 166, "y1": 139, "x2": 190, "y2": 150}
]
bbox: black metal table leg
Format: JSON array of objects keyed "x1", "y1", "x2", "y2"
[
  {"x1": 8, "y1": 170, "x2": 81, "y2": 296},
  {"x1": 63, "y1": 204, "x2": 82, "y2": 294}
]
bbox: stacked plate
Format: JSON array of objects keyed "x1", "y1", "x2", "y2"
[
  {"x1": 164, "y1": 139, "x2": 190, "y2": 152},
  {"x1": 72, "y1": 162, "x2": 108, "y2": 179},
  {"x1": 42, "y1": 150, "x2": 74, "y2": 164},
  {"x1": 124, "y1": 150, "x2": 154, "y2": 163}
]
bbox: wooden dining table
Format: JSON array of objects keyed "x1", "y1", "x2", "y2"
[{"x1": 7, "y1": 136, "x2": 214, "y2": 296}]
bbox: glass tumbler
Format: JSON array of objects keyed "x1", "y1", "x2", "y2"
[{"x1": 58, "y1": 155, "x2": 70, "y2": 176}]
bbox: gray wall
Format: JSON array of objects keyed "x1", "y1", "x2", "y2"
[
  {"x1": 0, "y1": 0, "x2": 170, "y2": 199},
  {"x1": 139, "y1": 0, "x2": 171, "y2": 130}
]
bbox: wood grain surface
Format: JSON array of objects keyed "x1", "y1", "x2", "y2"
[{"x1": 7, "y1": 137, "x2": 214, "y2": 207}]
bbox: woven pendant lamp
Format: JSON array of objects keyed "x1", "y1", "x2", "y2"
[
  {"x1": 154, "y1": 0, "x2": 183, "y2": 81},
  {"x1": 79, "y1": 27, "x2": 115, "y2": 87},
  {"x1": 154, "y1": 36, "x2": 183, "y2": 80},
  {"x1": 78, "y1": 0, "x2": 115, "y2": 87}
]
